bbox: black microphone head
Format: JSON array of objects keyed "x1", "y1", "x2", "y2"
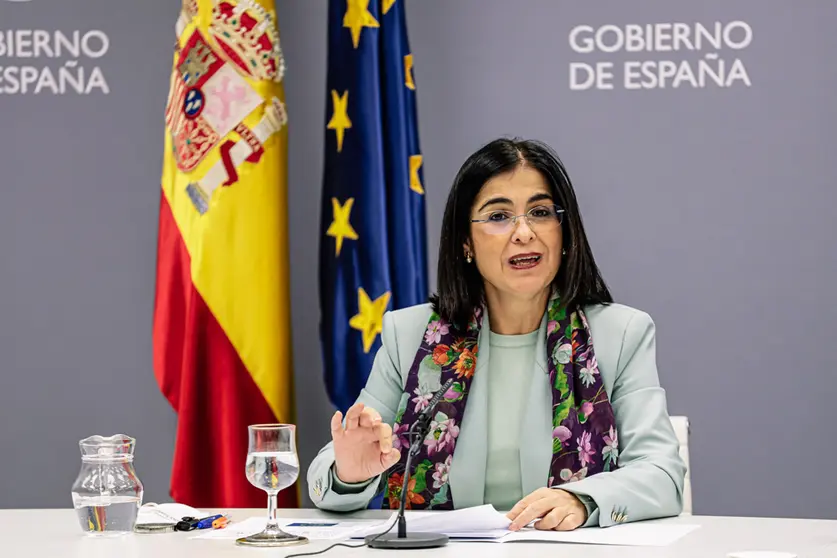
[
  {"x1": 426, "y1": 377, "x2": 455, "y2": 411},
  {"x1": 409, "y1": 377, "x2": 456, "y2": 440}
]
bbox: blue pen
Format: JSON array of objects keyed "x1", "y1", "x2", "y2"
[{"x1": 195, "y1": 514, "x2": 225, "y2": 529}]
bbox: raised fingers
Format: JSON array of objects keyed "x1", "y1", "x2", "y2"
[
  {"x1": 344, "y1": 402, "x2": 364, "y2": 430},
  {"x1": 330, "y1": 411, "x2": 344, "y2": 438},
  {"x1": 376, "y1": 422, "x2": 393, "y2": 452},
  {"x1": 359, "y1": 407, "x2": 382, "y2": 428}
]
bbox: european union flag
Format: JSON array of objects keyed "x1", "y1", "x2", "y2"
[{"x1": 319, "y1": 0, "x2": 428, "y2": 413}]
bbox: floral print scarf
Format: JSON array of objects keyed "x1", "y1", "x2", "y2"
[{"x1": 381, "y1": 297, "x2": 619, "y2": 510}]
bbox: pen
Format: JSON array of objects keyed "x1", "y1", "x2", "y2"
[
  {"x1": 175, "y1": 514, "x2": 225, "y2": 531},
  {"x1": 196, "y1": 514, "x2": 226, "y2": 529}
]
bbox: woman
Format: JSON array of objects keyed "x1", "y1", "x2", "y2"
[{"x1": 307, "y1": 138, "x2": 686, "y2": 531}]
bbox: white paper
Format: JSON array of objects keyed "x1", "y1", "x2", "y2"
[
  {"x1": 192, "y1": 516, "x2": 381, "y2": 541},
  {"x1": 356, "y1": 505, "x2": 699, "y2": 547},
  {"x1": 190, "y1": 517, "x2": 264, "y2": 540},
  {"x1": 444, "y1": 529, "x2": 509, "y2": 540},
  {"x1": 407, "y1": 504, "x2": 512, "y2": 533},
  {"x1": 283, "y1": 520, "x2": 376, "y2": 541},
  {"x1": 136, "y1": 503, "x2": 204, "y2": 525},
  {"x1": 497, "y1": 522, "x2": 701, "y2": 546},
  {"x1": 355, "y1": 505, "x2": 508, "y2": 538}
]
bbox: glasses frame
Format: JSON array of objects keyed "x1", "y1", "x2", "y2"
[{"x1": 470, "y1": 203, "x2": 565, "y2": 234}]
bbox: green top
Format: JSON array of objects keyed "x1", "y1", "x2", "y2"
[{"x1": 483, "y1": 329, "x2": 539, "y2": 510}]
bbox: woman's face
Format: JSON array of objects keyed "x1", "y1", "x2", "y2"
[{"x1": 467, "y1": 165, "x2": 563, "y2": 302}]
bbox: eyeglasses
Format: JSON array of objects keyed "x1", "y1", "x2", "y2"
[{"x1": 470, "y1": 204, "x2": 565, "y2": 235}]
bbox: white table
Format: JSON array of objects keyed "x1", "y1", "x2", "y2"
[{"x1": 2, "y1": 508, "x2": 835, "y2": 558}]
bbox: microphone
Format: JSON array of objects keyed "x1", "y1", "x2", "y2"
[
  {"x1": 412, "y1": 377, "x2": 454, "y2": 434},
  {"x1": 365, "y1": 378, "x2": 454, "y2": 549}
]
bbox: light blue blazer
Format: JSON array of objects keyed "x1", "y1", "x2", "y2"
[{"x1": 307, "y1": 302, "x2": 687, "y2": 527}]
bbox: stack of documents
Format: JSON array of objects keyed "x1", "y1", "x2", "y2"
[
  {"x1": 355, "y1": 505, "x2": 701, "y2": 546},
  {"x1": 195, "y1": 504, "x2": 699, "y2": 546}
]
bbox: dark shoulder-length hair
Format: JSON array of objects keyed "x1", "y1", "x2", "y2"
[{"x1": 429, "y1": 137, "x2": 613, "y2": 327}]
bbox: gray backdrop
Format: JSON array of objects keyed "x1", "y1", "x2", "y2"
[{"x1": 1, "y1": 0, "x2": 835, "y2": 519}]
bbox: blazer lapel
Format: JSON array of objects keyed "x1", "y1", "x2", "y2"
[
  {"x1": 447, "y1": 312, "x2": 490, "y2": 509},
  {"x1": 519, "y1": 313, "x2": 553, "y2": 496}
]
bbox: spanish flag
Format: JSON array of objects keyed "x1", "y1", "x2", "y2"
[{"x1": 152, "y1": 0, "x2": 297, "y2": 508}]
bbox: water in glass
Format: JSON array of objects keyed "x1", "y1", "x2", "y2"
[
  {"x1": 246, "y1": 451, "x2": 300, "y2": 492},
  {"x1": 236, "y1": 424, "x2": 308, "y2": 547}
]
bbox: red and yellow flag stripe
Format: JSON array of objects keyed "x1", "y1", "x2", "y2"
[{"x1": 153, "y1": 0, "x2": 296, "y2": 508}]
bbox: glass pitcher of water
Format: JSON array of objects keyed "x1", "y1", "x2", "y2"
[{"x1": 71, "y1": 434, "x2": 144, "y2": 536}]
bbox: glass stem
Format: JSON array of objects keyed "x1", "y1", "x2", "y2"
[{"x1": 266, "y1": 491, "x2": 280, "y2": 533}]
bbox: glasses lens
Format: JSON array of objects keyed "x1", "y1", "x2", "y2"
[
  {"x1": 480, "y1": 210, "x2": 513, "y2": 234},
  {"x1": 528, "y1": 204, "x2": 563, "y2": 225}
]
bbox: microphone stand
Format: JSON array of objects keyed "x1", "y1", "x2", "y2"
[{"x1": 366, "y1": 379, "x2": 453, "y2": 549}]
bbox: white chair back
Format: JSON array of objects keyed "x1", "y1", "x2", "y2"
[{"x1": 669, "y1": 415, "x2": 691, "y2": 515}]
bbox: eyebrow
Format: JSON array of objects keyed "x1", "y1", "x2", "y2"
[{"x1": 477, "y1": 192, "x2": 553, "y2": 213}]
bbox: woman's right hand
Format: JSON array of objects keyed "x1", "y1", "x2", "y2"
[{"x1": 331, "y1": 402, "x2": 401, "y2": 484}]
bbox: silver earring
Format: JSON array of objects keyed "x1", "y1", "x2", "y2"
[
  {"x1": 562, "y1": 249, "x2": 566, "y2": 255},
  {"x1": 466, "y1": 252, "x2": 473, "y2": 263}
]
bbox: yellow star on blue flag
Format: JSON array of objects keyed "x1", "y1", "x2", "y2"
[{"x1": 319, "y1": 0, "x2": 428, "y2": 415}]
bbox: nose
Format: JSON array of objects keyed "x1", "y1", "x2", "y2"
[{"x1": 511, "y1": 215, "x2": 535, "y2": 243}]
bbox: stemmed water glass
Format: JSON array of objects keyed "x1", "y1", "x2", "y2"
[{"x1": 236, "y1": 424, "x2": 308, "y2": 547}]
